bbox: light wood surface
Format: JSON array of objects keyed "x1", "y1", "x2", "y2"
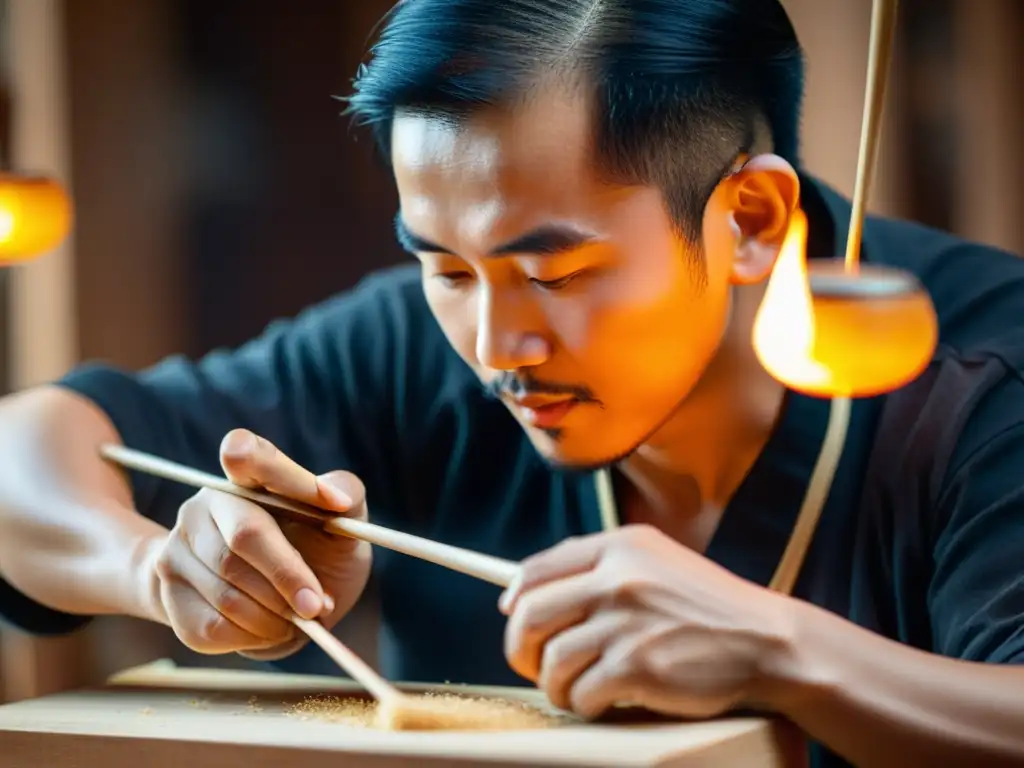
[
  {"x1": 0, "y1": 660, "x2": 806, "y2": 767},
  {"x1": 291, "y1": 616, "x2": 399, "y2": 703}
]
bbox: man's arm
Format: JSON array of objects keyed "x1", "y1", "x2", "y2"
[
  {"x1": 0, "y1": 386, "x2": 168, "y2": 625},
  {"x1": 764, "y1": 597, "x2": 1024, "y2": 767},
  {"x1": 762, "y1": 381, "x2": 1024, "y2": 767},
  {"x1": 0, "y1": 270, "x2": 408, "y2": 634}
]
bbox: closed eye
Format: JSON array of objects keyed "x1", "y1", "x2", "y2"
[
  {"x1": 530, "y1": 271, "x2": 583, "y2": 291},
  {"x1": 435, "y1": 271, "x2": 473, "y2": 287}
]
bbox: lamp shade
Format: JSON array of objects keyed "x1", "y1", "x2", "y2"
[{"x1": 753, "y1": 208, "x2": 938, "y2": 399}]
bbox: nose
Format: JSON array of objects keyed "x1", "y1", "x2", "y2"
[{"x1": 475, "y1": 285, "x2": 550, "y2": 371}]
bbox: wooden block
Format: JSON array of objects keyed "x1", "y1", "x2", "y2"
[{"x1": 0, "y1": 660, "x2": 806, "y2": 767}]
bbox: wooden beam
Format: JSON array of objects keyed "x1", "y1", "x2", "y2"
[
  {"x1": 952, "y1": 0, "x2": 1023, "y2": 255},
  {"x1": 0, "y1": 0, "x2": 86, "y2": 704}
]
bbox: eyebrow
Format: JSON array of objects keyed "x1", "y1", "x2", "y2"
[{"x1": 394, "y1": 213, "x2": 597, "y2": 258}]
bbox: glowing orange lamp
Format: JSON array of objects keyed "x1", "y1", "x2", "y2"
[
  {"x1": 752, "y1": 0, "x2": 938, "y2": 399},
  {"x1": 753, "y1": 210, "x2": 938, "y2": 398},
  {"x1": 0, "y1": 173, "x2": 73, "y2": 264}
]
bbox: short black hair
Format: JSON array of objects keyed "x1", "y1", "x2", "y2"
[{"x1": 344, "y1": 0, "x2": 805, "y2": 247}]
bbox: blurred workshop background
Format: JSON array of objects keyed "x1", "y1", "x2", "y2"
[{"x1": 0, "y1": 0, "x2": 1020, "y2": 703}]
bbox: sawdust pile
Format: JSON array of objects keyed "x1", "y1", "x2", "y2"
[{"x1": 287, "y1": 691, "x2": 565, "y2": 731}]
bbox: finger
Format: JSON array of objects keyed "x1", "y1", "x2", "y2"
[
  {"x1": 538, "y1": 610, "x2": 634, "y2": 712},
  {"x1": 167, "y1": 534, "x2": 295, "y2": 642},
  {"x1": 164, "y1": 583, "x2": 289, "y2": 654},
  {"x1": 568, "y1": 648, "x2": 645, "y2": 721},
  {"x1": 499, "y1": 532, "x2": 613, "y2": 614},
  {"x1": 181, "y1": 504, "x2": 294, "y2": 619},
  {"x1": 206, "y1": 490, "x2": 328, "y2": 619},
  {"x1": 504, "y1": 571, "x2": 601, "y2": 682},
  {"x1": 157, "y1": 563, "x2": 291, "y2": 655},
  {"x1": 219, "y1": 429, "x2": 360, "y2": 512},
  {"x1": 316, "y1": 469, "x2": 368, "y2": 521}
]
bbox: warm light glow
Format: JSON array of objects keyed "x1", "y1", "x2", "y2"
[
  {"x1": 753, "y1": 208, "x2": 938, "y2": 399},
  {"x1": 0, "y1": 174, "x2": 73, "y2": 263}
]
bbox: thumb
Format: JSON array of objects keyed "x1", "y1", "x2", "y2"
[
  {"x1": 220, "y1": 429, "x2": 355, "y2": 514},
  {"x1": 316, "y1": 470, "x2": 367, "y2": 521}
]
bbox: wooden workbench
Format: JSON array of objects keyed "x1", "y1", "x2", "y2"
[{"x1": 0, "y1": 659, "x2": 807, "y2": 767}]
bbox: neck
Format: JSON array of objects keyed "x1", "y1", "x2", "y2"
[{"x1": 624, "y1": 284, "x2": 787, "y2": 509}]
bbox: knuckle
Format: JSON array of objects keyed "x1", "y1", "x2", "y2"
[
  {"x1": 224, "y1": 519, "x2": 264, "y2": 554},
  {"x1": 153, "y1": 546, "x2": 176, "y2": 581},
  {"x1": 267, "y1": 562, "x2": 304, "y2": 595},
  {"x1": 540, "y1": 633, "x2": 571, "y2": 673},
  {"x1": 609, "y1": 634, "x2": 648, "y2": 679},
  {"x1": 609, "y1": 575, "x2": 646, "y2": 604},
  {"x1": 515, "y1": 592, "x2": 540, "y2": 628},
  {"x1": 178, "y1": 489, "x2": 220, "y2": 530},
  {"x1": 210, "y1": 584, "x2": 244, "y2": 616},
  {"x1": 177, "y1": 492, "x2": 206, "y2": 520},
  {"x1": 197, "y1": 611, "x2": 233, "y2": 644},
  {"x1": 212, "y1": 543, "x2": 242, "y2": 578}
]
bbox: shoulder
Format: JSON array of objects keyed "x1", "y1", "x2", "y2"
[
  {"x1": 288, "y1": 261, "x2": 432, "y2": 341},
  {"x1": 865, "y1": 335, "x2": 1024, "y2": 531},
  {"x1": 242, "y1": 261, "x2": 476, "y2": 395},
  {"x1": 857, "y1": 212, "x2": 1024, "y2": 488}
]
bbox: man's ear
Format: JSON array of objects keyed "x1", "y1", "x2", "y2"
[{"x1": 722, "y1": 154, "x2": 800, "y2": 285}]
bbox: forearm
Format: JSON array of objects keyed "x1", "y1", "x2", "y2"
[
  {"x1": 0, "y1": 386, "x2": 167, "y2": 624},
  {"x1": 763, "y1": 599, "x2": 1024, "y2": 767}
]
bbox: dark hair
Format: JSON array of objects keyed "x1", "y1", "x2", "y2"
[{"x1": 344, "y1": 0, "x2": 805, "y2": 247}]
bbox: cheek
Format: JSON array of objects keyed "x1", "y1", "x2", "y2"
[
  {"x1": 550, "y1": 256, "x2": 729, "y2": 392},
  {"x1": 422, "y1": 280, "x2": 481, "y2": 366},
  {"x1": 557, "y1": 258, "x2": 698, "y2": 353}
]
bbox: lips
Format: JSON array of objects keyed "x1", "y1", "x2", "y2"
[{"x1": 512, "y1": 397, "x2": 579, "y2": 429}]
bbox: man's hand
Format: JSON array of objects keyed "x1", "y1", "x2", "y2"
[
  {"x1": 141, "y1": 429, "x2": 372, "y2": 657},
  {"x1": 499, "y1": 524, "x2": 795, "y2": 719}
]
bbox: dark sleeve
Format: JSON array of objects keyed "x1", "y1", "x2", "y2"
[
  {"x1": 928, "y1": 372, "x2": 1024, "y2": 665},
  {"x1": 0, "y1": 268, "x2": 418, "y2": 635}
]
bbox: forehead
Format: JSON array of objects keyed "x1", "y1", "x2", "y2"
[{"x1": 390, "y1": 89, "x2": 613, "y2": 225}]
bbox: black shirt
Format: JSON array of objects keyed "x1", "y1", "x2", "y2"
[{"x1": 3, "y1": 175, "x2": 1024, "y2": 768}]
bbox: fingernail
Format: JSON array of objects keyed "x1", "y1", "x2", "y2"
[
  {"x1": 222, "y1": 431, "x2": 257, "y2": 460},
  {"x1": 316, "y1": 476, "x2": 353, "y2": 509},
  {"x1": 323, "y1": 593, "x2": 336, "y2": 615},
  {"x1": 295, "y1": 588, "x2": 322, "y2": 619}
]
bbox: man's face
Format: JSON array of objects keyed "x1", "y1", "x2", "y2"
[{"x1": 391, "y1": 90, "x2": 739, "y2": 469}]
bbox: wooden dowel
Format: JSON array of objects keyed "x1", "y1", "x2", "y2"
[
  {"x1": 290, "y1": 615, "x2": 399, "y2": 703},
  {"x1": 100, "y1": 443, "x2": 520, "y2": 588},
  {"x1": 844, "y1": 0, "x2": 899, "y2": 271}
]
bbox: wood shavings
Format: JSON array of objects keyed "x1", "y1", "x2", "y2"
[
  {"x1": 246, "y1": 695, "x2": 263, "y2": 714},
  {"x1": 286, "y1": 691, "x2": 565, "y2": 731},
  {"x1": 187, "y1": 698, "x2": 210, "y2": 710},
  {"x1": 139, "y1": 707, "x2": 154, "y2": 716}
]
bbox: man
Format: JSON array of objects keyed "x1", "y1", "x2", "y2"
[{"x1": 0, "y1": 1, "x2": 1022, "y2": 765}]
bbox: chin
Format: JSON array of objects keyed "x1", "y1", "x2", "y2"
[{"x1": 525, "y1": 429, "x2": 642, "y2": 474}]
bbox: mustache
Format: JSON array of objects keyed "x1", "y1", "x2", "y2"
[{"x1": 484, "y1": 372, "x2": 599, "y2": 404}]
